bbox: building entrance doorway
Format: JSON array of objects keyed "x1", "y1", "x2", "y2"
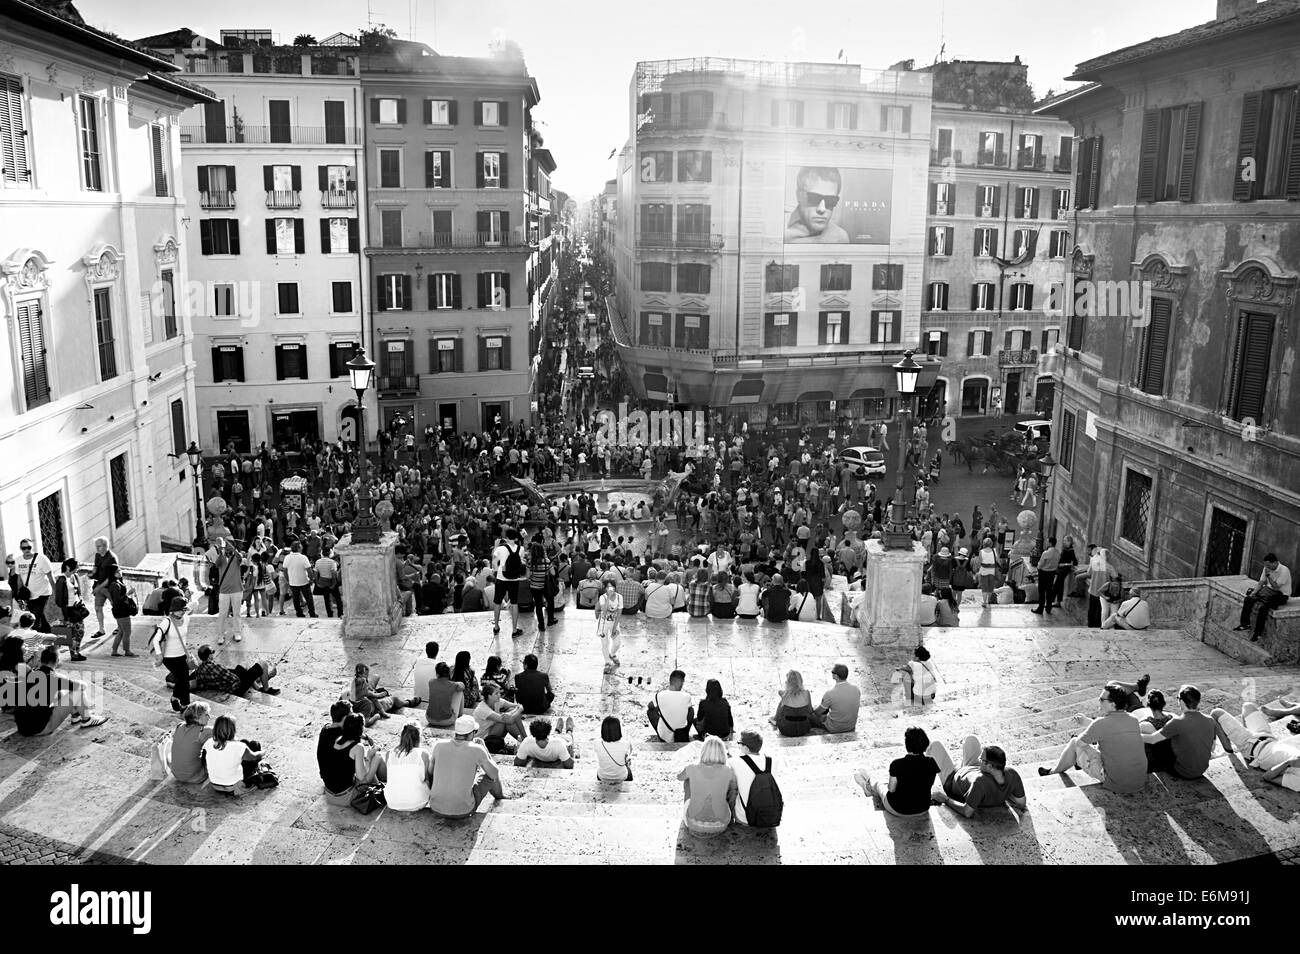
[
  {"x1": 482, "y1": 402, "x2": 507, "y2": 433},
  {"x1": 216, "y1": 410, "x2": 251, "y2": 453},
  {"x1": 1004, "y1": 372, "x2": 1022, "y2": 416},
  {"x1": 961, "y1": 378, "x2": 989, "y2": 415},
  {"x1": 271, "y1": 409, "x2": 320, "y2": 448},
  {"x1": 438, "y1": 403, "x2": 458, "y2": 436}
]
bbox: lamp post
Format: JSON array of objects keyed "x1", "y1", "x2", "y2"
[
  {"x1": 186, "y1": 441, "x2": 205, "y2": 550},
  {"x1": 1036, "y1": 450, "x2": 1057, "y2": 553},
  {"x1": 346, "y1": 349, "x2": 380, "y2": 544},
  {"x1": 883, "y1": 350, "x2": 921, "y2": 549}
]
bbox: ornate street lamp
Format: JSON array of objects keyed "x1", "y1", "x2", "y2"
[
  {"x1": 186, "y1": 440, "x2": 206, "y2": 549},
  {"x1": 884, "y1": 350, "x2": 922, "y2": 549},
  {"x1": 346, "y1": 349, "x2": 380, "y2": 544},
  {"x1": 1036, "y1": 450, "x2": 1057, "y2": 552}
]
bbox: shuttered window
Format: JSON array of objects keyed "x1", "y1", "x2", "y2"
[
  {"x1": 478, "y1": 335, "x2": 511, "y2": 371},
  {"x1": 429, "y1": 338, "x2": 464, "y2": 372},
  {"x1": 16, "y1": 300, "x2": 50, "y2": 408},
  {"x1": 641, "y1": 262, "x2": 672, "y2": 291},
  {"x1": 109, "y1": 453, "x2": 131, "y2": 528},
  {"x1": 869, "y1": 310, "x2": 901, "y2": 344},
  {"x1": 93, "y1": 287, "x2": 117, "y2": 380},
  {"x1": 212, "y1": 345, "x2": 245, "y2": 382},
  {"x1": 1058, "y1": 409, "x2": 1076, "y2": 472},
  {"x1": 376, "y1": 274, "x2": 412, "y2": 311},
  {"x1": 170, "y1": 398, "x2": 186, "y2": 456},
  {"x1": 1075, "y1": 136, "x2": 1102, "y2": 210},
  {"x1": 1137, "y1": 104, "x2": 1202, "y2": 203},
  {"x1": 329, "y1": 342, "x2": 358, "y2": 377},
  {"x1": 677, "y1": 263, "x2": 710, "y2": 294},
  {"x1": 1228, "y1": 311, "x2": 1274, "y2": 423},
  {"x1": 78, "y1": 95, "x2": 102, "y2": 191},
  {"x1": 764, "y1": 264, "x2": 799, "y2": 293},
  {"x1": 150, "y1": 124, "x2": 169, "y2": 196},
  {"x1": 0, "y1": 72, "x2": 32, "y2": 185},
  {"x1": 1135, "y1": 297, "x2": 1173, "y2": 395},
  {"x1": 274, "y1": 343, "x2": 308, "y2": 380},
  {"x1": 818, "y1": 311, "x2": 850, "y2": 345},
  {"x1": 820, "y1": 264, "x2": 851, "y2": 291},
  {"x1": 160, "y1": 269, "x2": 177, "y2": 339}
]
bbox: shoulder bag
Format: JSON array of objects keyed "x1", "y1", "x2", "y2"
[
  {"x1": 647, "y1": 691, "x2": 691, "y2": 743},
  {"x1": 15, "y1": 554, "x2": 36, "y2": 603}
]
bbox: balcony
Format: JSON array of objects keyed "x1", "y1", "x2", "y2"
[
  {"x1": 998, "y1": 348, "x2": 1039, "y2": 367},
  {"x1": 410, "y1": 230, "x2": 529, "y2": 250},
  {"x1": 322, "y1": 190, "x2": 356, "y2": 209},
  {"x1": 712, "y1": 349, "x2": 919, "y2": 370},
  {"x1": 639, "y1": 112, "x2": 736, "y2": 134},
  {"x1": 265, "y1": 189, "x2": 301, "y2": 209},
  {"x1": 977, "y1": 150, "x2": 1010, "y2": 168},
  {"x1": 199, "y1": 190, "x2": 235, "y2": 209},
  {"x1": 1053, "y1": 155, "x2": 1073, "y2": 174},
  {"x1": 377, "y1": 374, "x2": 419, "y2": 394},
  {"x1": 179, "y1": 124, "x2": 360, "y2": 145},
  {"x1": 929, "y1": 148, "x2": 963, "y2": 165},
  {"x1": 637, "y1": 231, "x2": 724, "y2": 251}
]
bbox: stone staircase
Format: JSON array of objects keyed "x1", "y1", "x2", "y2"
[{"x1": 1, "y1": 611, "x2": 1297, "y2": 865}]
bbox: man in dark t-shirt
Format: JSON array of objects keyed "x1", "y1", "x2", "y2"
[
  {"x1": 761, "y1": 575, "x2": 791, "y2": 622},
  {"x1": 317, "y1": 701, "x2": 351, "y2": 786},
  {"x1": 14, "y1": 648, "x2": 107, "y2": 735},
  {"x1": 928, "y1": 734, "x2": 1027, "y2": 818},
  {"x1": 514, "y1": 654, "x2": 555, "y2": 714}
]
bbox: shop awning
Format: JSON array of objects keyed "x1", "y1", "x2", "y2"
[
  {"x1": 796, "y1": 390, "x2": 835, "y2": 403},
  {"x1": 729, "y1": 378, "x2": 766, "y2": 404}
]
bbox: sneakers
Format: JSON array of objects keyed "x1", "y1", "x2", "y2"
[
  {"x1": 80, "y1": 714, "x2": 108, "y2": 728},
  {"x1": 1037, "y1": 766, "x2": 1053, "y2": 776},
  {"x1": 123, "y1": 652, "x2": 138, "y2": 658},
  {"x1": 70, "y1": 653, "x2": 87, "y2": 662},
  {"x1": 1030, "y1": 607, "x2": 1044, "y2": 614},
  {"x1": 170, "y1": 698, "x2": 182, "y2": 712},
  {"x1": 565, "y1": 716, "x2": 574, "y2": 734},
  {"x1": 1232, "y1": 625, "x2": 1250, "y2": 632},
  {"x1": 234, "y1": 634, "x2": 243, "y2": 642},
  {"x1": 1136, "y1": 673, "x2": 1150, "y2": 697},
  {"x1": 493, "y1": 623, "x2": 501, "y2": 635}
]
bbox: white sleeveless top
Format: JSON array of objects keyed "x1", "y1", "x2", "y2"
[{"x1": 384, "y1": 747, "x2": 431, "y2": 811}]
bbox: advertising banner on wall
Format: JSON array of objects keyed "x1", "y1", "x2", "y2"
[{"x1": 782, "y1": 166, "x2": 892, "y2": 244}]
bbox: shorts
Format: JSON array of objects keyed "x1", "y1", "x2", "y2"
[
  {"x1": 494, "y1": 580, "x2": 520, "y2": 605},
  {"x1": 1073, "y1": 740, "x2": 1105, "y2": 782}
]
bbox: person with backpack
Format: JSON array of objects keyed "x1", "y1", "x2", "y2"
[
  {"x1": 492, "y1": 530, "x2": 527, "y2": 637},
  {"x1": 728, "y1": 729, "x2": 783, "y2": 828}
]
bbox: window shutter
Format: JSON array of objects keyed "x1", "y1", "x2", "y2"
[
  {"x1": 401, "y1": 274, "x2": 412, "y2": 310},
  {"x1": 369, "y1": 98, "x2": 380, "y2": 123},
  {"x1": 971, "y1": 285, "x2": 981, "y2": 310},
  {"x1": 501, "y1": 273, "x2": 511, "y2": 308},
  {"x1": 991, "y1": 185, "x2": 1001, "y2": 216},
  {"x1": 454, "y1": 339, "x2": 463, "y2": 371},
  {"x1": 1004, "y1": 329, "x2": 1013, "y2": 351},
  {"x1": 1029, "y1": 188, "x2": 1039, "y2": 218},
  {"x1": 973, "y1": 230, "x2": 982, "y2": 256},
  {"x1": 199, "y1": 219, "x2": 213, "y2": 255},
  {"x1": 939, "y1": 331, "x2": 948, "y2": 356},
  {"x1": 1233, "y1": 313, "x2": 1274, "y2": 421},
  {"x1": 840, "y1": 312, "x2": 850, "y2": 342},
  {"x1": 1024, "y1": 285, "x2": 1034, "y2": 310},
  {"x1": 1087, "y1": 136, "x2": 1102, "y2": 210},
  {"x1": 395, "y1": 99, "x2": 406, "y2": 124},
  {"x1": 234, "y1": 347, "x2": 245, "y2": 381},
  {"x1": 473, "y1": 102, "x2": 483, "y2": 125},
  {"x1": 826, "y1": 103, "x2": 835, "y2": 128},
  {"x1": 265, "y1": 219, "x2": 276, "y2": 253},
  {"x1": 376, "y1": 275, "x2": 388, "y2": 311},
  {"x1": 476, "y1": 153, "x2": 485, "y2": 189},
  {"x1": 293, "y1": 219, "x2": 304, "y2": 254},
  {"x1": 1, "y1": 74, "x2": 31, "y2": 183},
  {"x1": 902, "y1": 106, "x2": 911, "y2": 134},
  {"x1": 275, "y1": 346, "x2": 286, "y2": 380},
  {"x1": 477, "y1": 210, "x2": 488, "y2": 235},
  {"x1": 263, "y1": 165, "x2": 273, "y2": 191},
  {"x1": 477, "y1": 273, "x2": 488, "y2": 308},
  {"x1": 849, "y1": 105, "x2": 859, "y2": 129},
  {"x1": 423, "y1": 99, "x2": 433, "y2": 125},
  {"x1": 229, "y1": 221, "x2": 240, "y2": 254},
  {"x1": 928, "y1": 184, "x2": 936, "y2": 215},
  {"x1": 211, "y1": 346, "x2": 223, "y2": 380},
  {"x1": 1178, "y1": 102, "x2": 1202, "y2": 202},
  {"x1": 1075, "y1": 137, "x2": 1092, "y2": 207},
  {"x1": 499, "y1": 101, "x2": 508, "y2": 125},
  {"x1": 428, "y1": 338, "x2": 438, "y2": 372},
  {"x1": 818, "y1": 311, "x2": 828, "y2": 342},
  {"x1": 197, "y1": 166, "x2": 209, "y2": 192},
  {"x1": 500, "y1": 211, "x2": 510, "y2": 237},
  {"x1": 500, "y1": 334, "x2": 511, "y2": 369},
  {"x1": 948, "y1": 182, "x2": 956, "y2": 215},
  {"x1": 448, "y1": 100, "x2": 458, "y2": 125},
  {"x1": 320, "y1": 218, "x2": 331, "y2": 253},
  {"x1": 426, "y1": 151, "x2": 436, "y2": 187},
  {"x1": 478, "y1": 336, "x2": 488, "y2": 370},
  {"x1": 17, "y1": 302, "x2": 48, "y2": 404},
  {"x1": 1137, "y1": 109, "x2": 1160, "y2": 202},
  {"x1": 440, "y1": 151, "x2": 451, "y2": 188},
  {"x1": 1234, "y1": 92, "x2": 1263, "y2": 201},
  {"x1": 1287, "y1": 95, "x2": 1300, "y2": 199},
  {"x1": 151, "y1": 124, "x2": 167, "y2": 195},
  {"x1": 967, "y1": 330, "x2": 976, "y2": 356},
  {"x1": 347, "y1": 218, "x2": 359, "y2": 253},
  {"x1": 890, "y1": 312, "x2": 901, "y2": 343},
  {"x1": 318, "y1": 165, "x2": 328, "y2": 191},
  {"x1": 1026, "y1": 231, "x2": 1038, "y2": 260},
  {"x1": 451, "y1": 274, "x2": 462, "y2": 310},
  {"x1": 944, "y1": 227, "x2": 953, "y2": 251},
  {"x1": 499, "y1": 153, "x2": 509, "y2": 188},
  {"x1": 228, "y1": 166, "x2": 236, "y2": 191},
  {"x1": 291, "y1": 165, "x2": 302, "y2": 191},
  {"x1": 1140, "y1": 298, "x2": 1172, "y2": 395},
  {"x1": 880, "y1": 105, "x2": 888, "y2": 131}
]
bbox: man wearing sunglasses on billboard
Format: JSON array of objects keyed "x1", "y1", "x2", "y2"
[{"x1": 785, "y1": 167, "x2": 850, "y2": 243}]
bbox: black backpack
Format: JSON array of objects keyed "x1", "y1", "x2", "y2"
[
  {"x1": 739, "y1": 755, "x2": 783, "y2": 828},
  {"x1": 503, "y1": 543, "x2": 525, "y2": 579}
]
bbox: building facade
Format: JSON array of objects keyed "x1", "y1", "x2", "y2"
[
  {"x1": 1041, "y1": 0, "x2": 1300, "y2": 581},
  {"x1": 360, "y1": 46, "x2": 550, "y2": 437},
  {"x1": 608, "y1": 58, "x2": 938, "y2": 435},
  {"x1": 920, "y1": 60, "x2": 1073, "y2": 421},
  {"x1": 138, "y1": 29, "x2": 367, "y2": 452},
  {"x1": 0, "y1": 0, "x2": 212, "y2": 563}
]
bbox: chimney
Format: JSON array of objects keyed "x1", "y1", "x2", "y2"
[{"x1": 1216, "y1": 0, "x2": 1257, "y2": 20}]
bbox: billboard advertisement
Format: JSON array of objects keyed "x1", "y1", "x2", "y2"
[{"x1": 782, "y1": 166, "x2": 892, "y2": 245}]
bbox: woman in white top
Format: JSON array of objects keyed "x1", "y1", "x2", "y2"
[
  {"x1": 595, "y1": 716, "x2": 633, "y2": 782},
  {"x1": 382, "y1": 722, "x2": 431, "y2": 811},
  {"x1": 642, "y1": 570, "x2": 678, "y2": 619},
  {"x1": 977, "y1": 539, "x2": 999, "y2": 607},
  {"x1": 736, "y1": 571, "x2": 762, "y2": 619},
  {"x1": 595, "y1": 580, "x2": 624, "y2": 673},
  {"x1": 788, "y1": 580, "x2": 820, "y2": 622},
  {"x1": 667, "y1": 572, "x2": 688, "y2": 613},
  {"x1": 150, "y1": 598, "x2": 192, "y2": 713},
  {"x1": 201, "y1": 714, "x2": 263, "y2": 794}
]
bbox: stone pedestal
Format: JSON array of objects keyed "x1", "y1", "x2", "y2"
[
  {"x1": 859, "y1": 539, "x2": 926, "y2": 646},
  {"x1": 335, "y1": 531, "x2": 403, "y2": 638}
]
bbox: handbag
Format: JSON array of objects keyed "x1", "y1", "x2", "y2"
[
  {"x1": 66, "y1": 602, "x2": 90, "y2": 623},
  {"x1": 15, "y1": 554, "x2": 36, "y2": 603},
  {"x1": 149, "y1": 732, "x2": 173, "y2": 780},
  {"x1": 1103, "y1": 574, "x2": 1123, "y2": 602},
  {"x1": 350, "y1": 782, "x2": 386, "y2": 815},
  {"x1": 647, "y1": 691, "x2": 691, "y2": 743}
]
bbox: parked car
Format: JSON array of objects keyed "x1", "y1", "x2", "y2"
[
  {"x1": 1013, "y1": 419, "x2": 1052, "y2": 443},
  {"x1": 836, "y1": 446, "x2": 887, "y2": 477}
]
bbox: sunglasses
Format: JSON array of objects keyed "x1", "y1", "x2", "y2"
[
  {"x1": 803, "y1": 191, "x2": 840, "y2": 210},
  {"x1": 20, "y1": 545, "x2": 31, "y2": 550}
]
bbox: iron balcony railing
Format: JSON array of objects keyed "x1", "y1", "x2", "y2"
[
  {"x1": 321, "y1": 190, "x2": 356, "y2": 208},
  {"x1": 412, "y1": 231, "x2": 529, "y2": 249},
  {"x1": 199, "y1": 190, "x2": 235, "y2": 209},
  {"x1": 637, "y1": 231, "x2": 724, "y2": 250},
  {"x1": 1017, "y1": 152, "x2": 1048, "y2": 171},
  {"x1": 265, "y1": 189, "x2": 301, "y2": 209},
  {"x1": 179, "y1": 124, "x2": 360, "y2": 145},
  {"x1": 377, "y1": 374, "x2": 419, "y2": 393}
]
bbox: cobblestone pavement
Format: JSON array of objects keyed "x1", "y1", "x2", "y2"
[{"x1": 0, "y1": 822, "x2": 137, "y2": 865}]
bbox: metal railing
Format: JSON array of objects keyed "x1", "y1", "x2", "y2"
[
  {"x1": 998, "y1": 348, "x2": 1039, "y2": 366},
  {"x1": 179, "y1": 124, "x2": 360, "y2": 145},
  {"x1": 377, "y1": 374, "x2": 419, "y2": 392},
  {"x1": 637, "y1": 231, "x2": 724, "y2": 250},
  {"x1": 1016, "y1": 153, "x2": 1047, "y2": 171},
  {"x1": 321, "y1": 190, "x2": 356, "y2": 208},
  {"x1": 713, "y1": 349, "x2": 920, "y2": 369},
  {"x1": 412, "y1": 230, "x2": 528, "y2": 249},
  {"x1": 199, "y1": 190, "x2": 235, "y2": 209},
  {"x1": 265, "y1": 189, "x2": 301, "y2": 209},
  {"x1": 1053, "y1": 156, "x2": 1072, "y2": 174},
  {"x1": 977, "y1": 150, "x2": 1010, "y2": 167}
]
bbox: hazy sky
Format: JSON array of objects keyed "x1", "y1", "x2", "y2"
[{"x1": 81, "y1": 0, "x2": 1210, "y2": 199}]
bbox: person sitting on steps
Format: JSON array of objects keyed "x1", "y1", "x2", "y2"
[
  {"x1": 927, "y1": 735, "x2": 1027, "y2": 818},
  {"x1": 1234, "y1": 553, "x2": 1292, "y2": 643},
  {"x1": 512, "y1": 716, "x2": 577, "y2": 769}
]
